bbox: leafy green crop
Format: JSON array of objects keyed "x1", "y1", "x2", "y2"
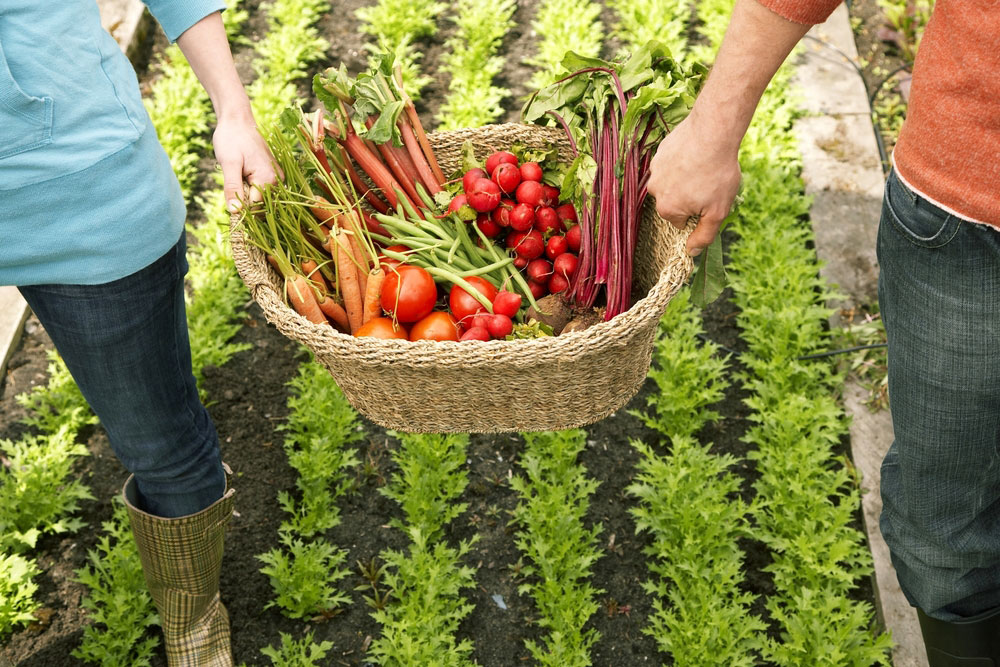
[
  {"x1": 526, "y1": 0, "x2": 604, "y2": 89},
  {"x1": 509, "y1": 430, "x2": 602, "y2": 666},
  {"x1": 261, "y1": 631, "x2": 334, "y2": 666},
  {"x1": 73, "y1": 503, "x2": 159, "y2": 667},
  {"x1": 356, "y1": 0, "x2": 445, "y2": 98},
  {"x1": 258, "y1": 533, "x2": 351, "y2": 619},
  {"x1": 435, "y1": 0, "x2": 516, "y2": 130},
  {"x1": 0, "y1": 553, "x2": 40, "y2": 637}
]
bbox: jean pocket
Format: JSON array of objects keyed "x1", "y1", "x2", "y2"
[{"x1": 884, "y1": 170, "x2": 961, "y2": 249}]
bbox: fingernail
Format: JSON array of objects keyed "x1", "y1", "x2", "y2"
[
  {"x1": 688, "y1": 247, "x2": 703, "y2": 257},
  {"x1": 227, "y1": 199, "x2": 241, "y2": 214}
]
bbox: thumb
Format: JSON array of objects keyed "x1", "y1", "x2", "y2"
[
  {"x1": 685, "y1": 213, "x2": 724, "y2": 257},
  {"x1": 220, "y1": 156, "x2": 246, "y2": 213}
]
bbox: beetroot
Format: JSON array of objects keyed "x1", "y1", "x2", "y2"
[{"x1": 467, "y1": 177, "x2": 501, "y2": 212}]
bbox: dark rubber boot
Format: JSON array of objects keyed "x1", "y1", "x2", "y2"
[{"x1": 918, "y1": 606, "x2": 1000, "y2": 666}]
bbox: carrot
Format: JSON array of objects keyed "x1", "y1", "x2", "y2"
[
  {"x1": 266, "y1": 254, "x2": 282, "y2": 274},
  {"x1": 398, "y1": 118, "x2": 441, "y2": 194},
  {"x1": 317, "y1": 293, "x2": 350, "y2": 332},
  {"x1": 362, "y1": 267, "x2": 385, "y2": 324},
  {"x1": 287, "y1": 274, "x2": 328, "y2": 326},
  {"x1": 334, "y1": 229, "x2": 364, "y2": 333},
  {"x1": 336, "y1": 213, "x2": 369, "y2": 299},
  {"x1": 301, "y1": 259, "x2": 329, "y2": 293}
]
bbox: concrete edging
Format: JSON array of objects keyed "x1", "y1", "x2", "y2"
[{"x1": 793, "y1": 5, "x2": 926, "y2": 665}]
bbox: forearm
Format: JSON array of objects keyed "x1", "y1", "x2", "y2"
[
  {"x1": 687, "y1": 0, "x2": 812, "y2": 155},
  {"x1": 175, "y1": 12, "x2": 254, "y2": 124}
]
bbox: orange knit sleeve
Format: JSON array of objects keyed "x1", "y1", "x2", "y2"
[{"x1": 754, "y1": 0, "x2": 843, "y2": 25}]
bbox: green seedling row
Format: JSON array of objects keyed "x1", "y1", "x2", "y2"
[
  {"x1": 509, "y1": 429, "x2": 603, "y2": 667},
  {"x1": 435, "y1": 0, "x2": 517, "y2": 130},
  {"x1": 629, "y1": 290, "x2": 764, "y2": 665},
  {"x1": 368, "y1": 432, "x2": 477, "y2": 666},
  {"x1": 609, "y1": 0, "x2": 690, "y2": 60},
  {"x1": 257, "y1": 361, "x2": 359, "y2": 620},
  {"x1": 356, "y1": 0, "x2": 446, "y2": 98},
  {"x1": 526, "y1": 0, "x2": 604, "y2": 89}
]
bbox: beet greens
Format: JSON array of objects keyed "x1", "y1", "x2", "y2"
[{"x1": 522, "y1": 43, "x2": 706, "y2": 320}]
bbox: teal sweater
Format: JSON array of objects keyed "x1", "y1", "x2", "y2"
[{"x1": 0, "y1": 0, "x2": 224, "y2": 286}]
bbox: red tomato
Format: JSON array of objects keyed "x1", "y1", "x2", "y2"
[
  {"x1": 380, "y1": 265, "x2": 437, "y2": 323},
  {"x1": 448, "y1": 276, "x2": 498, "y2": 323},
  {"x1": 355, "y1": 317, "x2": 408, "y2": 340},
  {"x1": 409, "y1": 311, "x2": 460, "y2": 341},
  {"x1": 378, "y1": 244, "x2": 411, "y2": 272}
]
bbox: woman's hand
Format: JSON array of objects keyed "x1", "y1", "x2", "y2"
[{"x1": 213, "y1": 113, "x2": 278, "y2": 213}]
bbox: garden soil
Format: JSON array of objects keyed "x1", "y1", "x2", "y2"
[{"x1": 1, "y1": 0, "x2": 896, "y2": 664}]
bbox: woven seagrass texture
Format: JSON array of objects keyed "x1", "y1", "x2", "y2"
[{"x1": 231, "y1": 123, "x2": 693, "y2": 432}]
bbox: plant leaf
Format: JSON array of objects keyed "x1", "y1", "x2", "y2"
[{"x1": 689, "y1": 234, "x2": 727, "y2": 307}]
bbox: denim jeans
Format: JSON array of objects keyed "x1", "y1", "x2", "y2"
[
  {"x1": 18, "y1": 234, "x2": 226, "y2": 518},
  {"x1": 877, "y1": 169, "x2": 1000, "y2": 621}
]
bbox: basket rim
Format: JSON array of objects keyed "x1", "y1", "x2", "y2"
[{"x1": 229, "y1": 123, "x2": 693, "y2": 366}]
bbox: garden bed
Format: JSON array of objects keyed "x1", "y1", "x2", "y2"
[{"x1": 1, "y1": 0, "x2": 905, "y2": 664}]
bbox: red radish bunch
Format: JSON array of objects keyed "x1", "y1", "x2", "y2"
[{"x1": 451, "y1": 149, "x2": 581, "y2": 303}]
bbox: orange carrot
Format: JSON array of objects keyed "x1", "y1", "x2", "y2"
[
  {"x1": 317, "y1": 293, "x2": 350, "y2": 332},
  {"x1": 334, "y1": 229, "x2": 364, "y2": 333},
  {"x1": 336, "y1": 213, "x2": 369, "y2": 298},
  {"x1": 362, "y1": 267, "x2": 385, "y2": 325},
  {"x1": 287, "y1": 274, "x2": 329, "y2": 326},
  {"x1": 301, "y1": 259, "x2": 329, "y2": 293}
]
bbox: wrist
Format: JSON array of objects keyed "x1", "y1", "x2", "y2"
[{"x1": 686, "y1": 103, "x2": 745, "y2": 159}]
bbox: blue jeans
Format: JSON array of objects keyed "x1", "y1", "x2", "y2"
[
  {"x1": 877, "y1": 169, "x2": 1000, "y2": 621},
  {"x1": 18, "y1": 234, "x2": 226, "y2": 518}
]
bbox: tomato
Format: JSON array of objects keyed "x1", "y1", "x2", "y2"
[
  {"x1": 378, "y1": 244, "x2": 411, "y2": 272},
  {"x1": 380, "y1": 265, "x2": 437, "y2": 323},
  {"x1": 448, "y1": 275, "x2": 498, "y2": 323},
  {"x1": 355, "y1": 317, "x2": 408, "y2": 340},
  {"x1": 409, "y1": 311, "x2": 460, "y2": 341}
]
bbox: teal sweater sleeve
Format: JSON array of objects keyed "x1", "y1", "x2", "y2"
[{"x1": 144, "y1": 0, "x2": 228, "y2": 42}]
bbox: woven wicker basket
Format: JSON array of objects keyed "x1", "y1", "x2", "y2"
[{"x1": 231, "y1": 123, "x2": 693, "y2": 433}]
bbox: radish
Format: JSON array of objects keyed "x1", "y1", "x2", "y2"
[
  {"x1": 513, "y1": 229, "x2": 545, "y2": 260},
  {"x1": 492, "y1": 289, "x2": 522, "y2": 317},
  {"x1": 463, "y1": 167, "x2": 487, "y2": 193},
  {"x1": 492, "y1": 162, "x2": 521, "y2": 194},
  {"x1": 534, "y1": 206, "x2": 563, "y2": 235},
  {"x1": 513, "y1": 255, "x2": 529, "y2": 270},
  {"x1": 476, "y1": 213, "x2": 501, "y2": 238},
  {"x1": 461, "y1": 326, "x2": 491, "y2": 341},
  {"x1": 485, "y1": 151, "x2": 518, "y2": 176},
  {"x1": 467, "y1": 177, "x2": 501, "y2": 212},
  {"x1": 541, "y1": 184, "x2": 560, "y2": 207},
  {"x1": 520, "y1": 161, "x2": 543, "y2": 182},
  {"x1": 546, "y1": 234, "x2": 569, "y2": 260},
  {"x1": 526, "y1": 258, "x2": 553, "y2": 283},
  {"x1": 508, "y1": 202, "x2": 535, "y2": 232},
  {"x1": 469, "y1": 311, "x2": 492, "y2": 331},
  {"x1": 486, "y1": 313, "x2": 513, "y2": 339},
  {"x1": 565, "y1": 224, "x2": 582, "y2": 252},
  {"x1": 528, "y1": 280, "x2": 548, "y2": 300},
  {"x1": 448, "y1": 193, "x2": 470, "y2": 214},
  {"x1": 549, "y1": 272, "x2": 569, "y2": 293},
  {"x1": 515, "y1": 180, "x2": 544, "y2": 207},
  {"x1": 553, "y1": 252, "x2": 578, "y2": 280},
  {"x1": 555, "y1": 203, "x2": 577, "y2": 224},
  {"x1": 492, "y1": 198, "x2": 514, "y2": 227}
]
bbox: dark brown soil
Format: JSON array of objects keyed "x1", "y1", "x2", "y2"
[{"x1": 1, "y1": 1, "x2": 898, "y2": 665}]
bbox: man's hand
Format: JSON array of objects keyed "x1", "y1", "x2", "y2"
[{"x1": 648, "y1": 112, "x2": 742, "y2": 257}]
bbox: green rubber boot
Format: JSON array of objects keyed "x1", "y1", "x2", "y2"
[
  {"x1": 123, "y1": 472, "x2": 235, "y2": 667},
  {"x1": 918, "y1": 606, "x2": 1000, "y2": 667}
]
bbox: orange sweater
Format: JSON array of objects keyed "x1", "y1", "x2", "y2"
[{"x1": 758, "y1": 0, "x2": 1000, "y2": 228}]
